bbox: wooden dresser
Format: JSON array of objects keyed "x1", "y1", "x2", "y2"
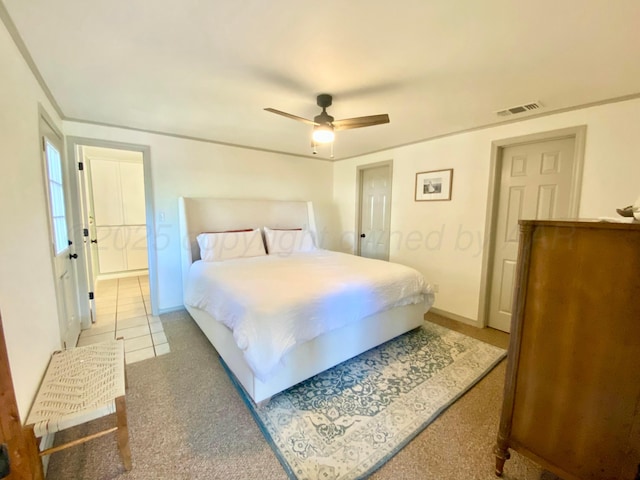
[{"x1": 494, "y1": 220, "x2": 640, "y2": 480}]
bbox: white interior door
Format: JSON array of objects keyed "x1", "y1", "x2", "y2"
[
  {"x1": 358, "y1": 164, "x2": 392, "y2": 260},
  {"x1": 488, "y1": 137, "x2": 575, "y2": 332},
  {"x1": 77, "y1": 146, "x2": 96, "y2": 320},
  {"x1": 41, "y1": 120, "x2": 81, "y2": 348}
]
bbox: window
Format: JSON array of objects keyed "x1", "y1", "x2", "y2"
[{"x1": 44, "y1": 138, "x2": 69, "y2": 254}]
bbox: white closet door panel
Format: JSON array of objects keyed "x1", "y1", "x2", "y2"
[
  {"x1": 125, "y1": 226, "x2": 148, "y2": 270},
  {"x1": 120, "y1": 162, "x2": 146, "y2": 225},
  {"x1": 96, "y1": 226, "x2": 126, "y2": 273},
  {"x1": 90, "y1": 159, "x2": 123, "y2": 225}
]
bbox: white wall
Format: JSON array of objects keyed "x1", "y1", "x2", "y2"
[
  {"x1": 0, "y1": 20, "x2": 66, "y2": 417},
  {"x1": 63, "y1": 122, "x2": 335, "y2": 312},
  {"x1": 334, "y1": 98, "x2": 640, "y2": 323}
]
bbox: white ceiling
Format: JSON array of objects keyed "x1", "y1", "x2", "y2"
[{"x1": 4, "y1": 0, "x2": 640, "y2": 160}]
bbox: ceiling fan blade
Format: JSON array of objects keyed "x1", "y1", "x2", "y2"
[
  {"x1": 332, "y1": 114, "x2": 390, "y2": 130},
  {"x1": 264, "y1": 108, "x2": 318, "y2": 126}
]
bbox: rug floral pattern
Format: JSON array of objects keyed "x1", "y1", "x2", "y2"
[{"x1": 247, "y1": 322, "x2": 506, "y2": 480}]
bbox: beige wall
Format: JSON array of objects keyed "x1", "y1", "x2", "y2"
[
  {"x1": 0, "y1": 19, "x2": 65, "y2": 417},
  {"x1": 333, "y1": 97, "x2": 640, "y2": 323},
  {"x1": 63, "y1": 122, "x2": 336, "y2": 312}
]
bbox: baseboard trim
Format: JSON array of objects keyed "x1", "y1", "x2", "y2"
[
  {"x1": 428, "y1": 307, "x2": 479, "y2": 327},
  {"x1": 96, "y1": 269, "x2": 149, "y2": 281},
  {"x1": 158, "y1": 305, "x2": 186, "y2": 315}
]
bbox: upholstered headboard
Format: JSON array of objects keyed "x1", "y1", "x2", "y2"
[{"x1": 178, "y1": 197, "x2": 317, "y2": 295}]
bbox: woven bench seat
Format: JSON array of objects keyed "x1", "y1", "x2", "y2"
[{"x1": 25, "y1": 338, "x2": 132, "y2": 471}]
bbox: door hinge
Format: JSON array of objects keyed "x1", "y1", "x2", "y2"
[
  {"x1": 42, "y1": 137, "x2": 46, "y2": 152},
  {"x1": 78, "y1": 161, "x2": 84, "y2": 171},
  {"x1": 89, "y1": 292, "x2": 94, "y2": 300},
  {"x1": 83, "y1": 228, "x2": 89, "y2": 237}
]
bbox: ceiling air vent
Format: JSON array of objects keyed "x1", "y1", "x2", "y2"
[{"x1": 496, "y1": 101, "x2": 543, "y2": 117}]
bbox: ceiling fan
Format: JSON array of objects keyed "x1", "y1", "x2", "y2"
[{"x1": 264, "y1": 94, "x2": 390, "y2": 152}]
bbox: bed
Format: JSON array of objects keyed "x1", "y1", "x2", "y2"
[{"x1": 178, "y1": 197, "x2": 434, "y2": 404}]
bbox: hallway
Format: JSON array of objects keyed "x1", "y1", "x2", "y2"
[{"x1": 77, "y1": 275, "x2": 169, "y2": 364}]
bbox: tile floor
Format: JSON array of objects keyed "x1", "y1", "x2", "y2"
[{"x1": 77, "y1": 275, "x2": 170, "y2": 364}]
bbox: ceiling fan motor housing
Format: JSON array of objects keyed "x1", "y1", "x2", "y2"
[
  {"x1": 316, "y1": 93, "x2": 333, "y2": 108},
  {"x1": 315, "y1": 94, "x2": 334, "y2": 125}
]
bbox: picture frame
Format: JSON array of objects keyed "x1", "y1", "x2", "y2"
[{"x1": 415, "y1": 168, "x2": 453, "y2": 201}]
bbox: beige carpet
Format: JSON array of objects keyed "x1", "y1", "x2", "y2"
[{"x1": 45, "y1": 311, "x2": 559, "y2": 480}]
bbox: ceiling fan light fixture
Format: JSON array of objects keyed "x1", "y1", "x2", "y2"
[
  {"x1": 265, "y1": 93, "x2": 389, "y2": 154},
  {"x1": 312, "y1": 124, "x2": 335, "y2": 143}
]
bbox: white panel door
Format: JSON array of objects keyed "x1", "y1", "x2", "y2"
[
  {"x1": 488, "y1": 138, "x2": 575, "y2": 332},
  {"x1": 359, "y1": 165, "x2": 392, "y2": 260},
  {"x1": 41, "y1": 122, "x2": 81, "y2": 348},
  {"x1": 120, "y1": 161, "x2": 146, "y2": 225}
]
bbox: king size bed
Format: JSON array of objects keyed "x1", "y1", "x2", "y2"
[{"x1": 178, "y1": 197, "x2": 435, "y2": 404}]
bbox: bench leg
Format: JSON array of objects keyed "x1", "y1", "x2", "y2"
[{"x1": 115, "y1": 396, "x2": 132, "y2": 471}]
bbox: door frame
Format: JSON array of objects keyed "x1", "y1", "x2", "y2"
[
  {"x1": 355, "y1": 160, "x2": 393, "y2": 258},
  {"x1": 477, "y1": 126, "x2": 587, "y2": 328},
  {"x1": 65, "y1": 137, "x2": 159, "y2": 317}
]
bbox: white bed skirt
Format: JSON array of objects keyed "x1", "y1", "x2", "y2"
[{"x1": 186, "y1": 303, "x2": 425, "y2": 404}]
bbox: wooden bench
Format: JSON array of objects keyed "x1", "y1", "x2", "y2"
[{"x1": 24, "y1": 338, "x2": 132, "y2": 472}]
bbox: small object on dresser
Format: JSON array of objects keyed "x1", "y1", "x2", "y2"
[{"x1": 616, "y1": 205, "x2": 634, "y2": 217}]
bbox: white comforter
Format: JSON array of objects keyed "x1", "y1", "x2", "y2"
[{"x1": 184, "y1": 250, "x2": 434, "y2": 381}]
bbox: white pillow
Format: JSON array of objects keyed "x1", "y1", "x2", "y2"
[
  {"x1": 197, "y1": 229, "x2": 266, "y2": 262},
  {"x1": 263, "y1": 227, "x2": 316, "y2": 255}
]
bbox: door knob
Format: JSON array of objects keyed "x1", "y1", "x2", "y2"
[
  {"x1": 360, "y1": 233, "x2": 366, "y2": 238},
  {"x1": 69, "y1": 253, "x2": 78, "y2": 259},
  {"x1": 91, "y1": 239, "x2": 98, "y2": 244}
]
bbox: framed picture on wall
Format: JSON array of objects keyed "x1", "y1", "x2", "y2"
[{"x1": 415, "y1": 168, "x2": 453, "y2": 201}]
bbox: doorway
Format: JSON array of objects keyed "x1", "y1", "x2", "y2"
[
  {"x1": 479, "y1": 127, "x2": 586, "y2": 332},
  {"x1": 66, "y1": 138, "x2": 158, "y2": 331},
  {"x1": 356, "y1": 161, "x2": 393, "y2": 260}
]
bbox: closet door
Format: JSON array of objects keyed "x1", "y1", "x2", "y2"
[
  {"x1": 90, "y1": 159, "x2": 123, "y2": 225},
  {"x1": 90, "y1": 158, "x2": 147, "y2": 274},
  {"x1": 120, "y1": 162, "x2": 146, "y2": 224},
  {"x1": 96, "y1": 227, "x2": 126, "y2": 273},
  {"x1": 125, "y1": 226, "x2": 148, "y2": 271},
  {"x1": 120, "y1": 162, "x2": 147, "y2": 271},
  {"x1": 91, "y1": 159, "x2": 125, "y2": 273}
]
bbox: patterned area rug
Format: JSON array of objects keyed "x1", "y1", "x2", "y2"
[{"x1": 225, "y1": 321, "x2": 506, "y2": 480}]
